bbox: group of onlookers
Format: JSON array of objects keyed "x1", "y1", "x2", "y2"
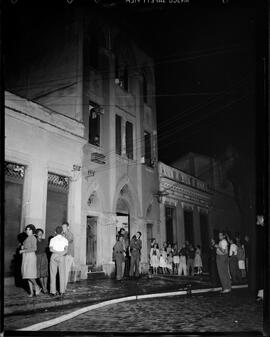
[
  {"x1": 148, "y1": 232, "x2": 249, "y2": 294},
  {"x1": 19, "y1": 222, "x2": 74, "y2": 297},
  {"x1": 209, "y1": 231, "x2": 249, "y2": 293},
  {"x1": 149, "y1": 240, "x2": 203, "y2": 276},
  {"x1": 113, "y1": 228, "x2": 142, "y2": 281}
]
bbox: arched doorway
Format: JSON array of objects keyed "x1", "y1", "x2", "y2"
[{"x1": 116, "y1": 198, "x2": 130, "y2": 236}]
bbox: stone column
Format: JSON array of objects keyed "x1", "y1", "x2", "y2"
[
  {"x1": 193, "y1": 206, "x2": 201, "y2": 247},
  {"x1": 159, "y1": 203, "x2": 166, "y2": 246},
  {"x1": 176, "y1": 202, "x2": 185, "y2": 248},
  {"x1": 24, "y1": 160, "x2": 47, "y2": 231}
]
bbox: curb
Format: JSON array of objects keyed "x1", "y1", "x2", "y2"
[{"x1": 18, "y1": 284, "x2": 248, "y2": 331}]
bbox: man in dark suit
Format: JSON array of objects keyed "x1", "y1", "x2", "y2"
[{"x1": 129, "y1": 232, "x2": 142, "y2": 278}]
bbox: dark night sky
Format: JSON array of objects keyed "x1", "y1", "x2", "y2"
[
  {"x1": 4, "y1": 1, "x2": 261, "y2": 166},
  {"x1": 117, "y1": 5, "x2": 258, "y2": 164}
]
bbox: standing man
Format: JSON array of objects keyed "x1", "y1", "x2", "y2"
[
  {"x1": 62, "y1": 222, "x2": 74, "y2": 287},
  {"x1": 129, "y1": 231, "x2": 142, "y2": 279},
  {"x1": 49, "y1": 226, "x2": 68, "y2": 297},
  {"x1": 113, "y1": 235, "x2": 125, "y2": 281},
  {"x1": 186, "y1": 243, "x2": 195, "y2": 276},
  {"x1": 215, "y1": 231, "x2": 231, "y2": 293},
  {"x1": 118, "y1": 228, "x2": 129, "y2": 278}
]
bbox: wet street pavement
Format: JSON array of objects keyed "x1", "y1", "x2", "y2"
[
  {"x1": 42, "y1": 289, "x2": 262, "y2": 333},
  {"x1": 4, "y1": 274, "x2": 259, "y2": 333}
]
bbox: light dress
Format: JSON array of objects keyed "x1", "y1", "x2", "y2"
[
  {"x1": 159, "y1": 251, "x2": 167, "y2": 268},
  {"x1": 194, "y1": 248, "x2": 203, "y2": 268},
  {"x1": 21, "y1": 235, "x2": 37, "y2": 279},
  {"x1": 150, "y1": 248, "x2": 160, "y2": 268}
]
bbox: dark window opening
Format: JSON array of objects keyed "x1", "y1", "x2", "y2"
[
  {"x1": 89, "y1": 38, "x2": 99, "y2": 70},
  {"x1": 184, "y1": 210, "x2": 194, "y2": 245},
  {"x1": 126, "y1": 121, "x2": 133, "y2": 160},
  {"x1": 116, "y1": 114, "x2": 122, "y2": 155},
  {"x1": 144, "y1": 131, "x2": 152, "y2": 167},
  {"x1": 165, "y1": 206, "x2": 174, "y2": 244},
  {"x1": 89, "y1": 107, "x2": 100, "y2": 146},
  {"x1": 123, "y1": 66, "x2": 128, "y2": 91},
  {"x1": 200, "y1": 213, "x2": 209, "y2": 254},
  {"x1": 84, "y1": 35, "x2": 99, "y2": 71},
  {"x1": 115, "y1": 55, "x2": 119, "y2": 80},
  {"x1": 143, "y1": 74, "x2": 147, "y2": 103}
]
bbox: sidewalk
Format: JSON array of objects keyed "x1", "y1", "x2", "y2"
[{"x1": 4, "y1": 274, "x2": 247, "y2": 316}]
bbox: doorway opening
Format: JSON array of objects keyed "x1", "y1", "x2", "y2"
[{"x1": 86, "y1": 216, "x2": 98, "y2": 270}]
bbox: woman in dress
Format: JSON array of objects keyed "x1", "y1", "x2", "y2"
[
  {"x1": 236, "y1": 238, "x2": 246, "y2": 279},
  {"x1": 19, "y1": 224, "x2": 41, "y2": 297},
  {"x1": 159, "y1": 248, "x2": 167, "y2": 274},
  {"x1": 150, "y1": 243, "x2": 160, "y2": 275},
  {"x1": 167, "y1": 252, "x2": 173, "y2": 274},
  {"x1": 36, "y1": 228, "x2": 49, "y2": 293},
  {"x1": 194, "y1": 245, "x2": 203, "y2": 275},
  {"x1": 228, "y1": 237, "x2": 241, "y2": 283}
]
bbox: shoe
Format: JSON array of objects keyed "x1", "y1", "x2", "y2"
[
  {"x1": 59, "y1": 293, "x2": 65, "y2": 297},
  {"x1": 28, "y1": 293, "x2": 34, "y2": 297},
  {"x1": 49, "y1": 293, "x2": 58, "y2": 297},
  {"x1": 221, "y1": 289, "x2": 231, "y2": 294}
]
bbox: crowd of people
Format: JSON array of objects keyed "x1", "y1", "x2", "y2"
[
  {"x1": 18, "y1": 222, "x2": 74, "y2": 297},
  {"x1": 208, "y1": 231, "x2": 249, "y2": 293},
  {"x1": 148, "y1": 232, "x2": 249, "y2": 294},
  {"x1": 113, "y1": 228, "x2": 142, "y2": 281},
  {"x1": 149, "y1": 240, "x2": 203, "y2": 276},
  {"x1": 17, "y1": 222, "x2": 250, "y2": 296}
]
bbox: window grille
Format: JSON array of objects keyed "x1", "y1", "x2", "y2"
[
  {"x1": 5, "y1": 162, "x2": 25, "y2": 179},
  {"x1": 48, "y1": 173, "x2": 69, "y2": 191}
]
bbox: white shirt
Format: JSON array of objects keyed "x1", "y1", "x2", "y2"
[
  {"x1": 229, "y1": 243, "x2": 237, "y2": 256},
  {"x1": 50, "y1": 234, "x2": 68, "y2": 252},
  {"x1": 217, "y1": 239, "x2": 228, "y2": 255}
]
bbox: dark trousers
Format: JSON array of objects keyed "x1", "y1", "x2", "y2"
[
  {"x1": 216, "y1": 254, "x2": 231, "y2": 290},
  {"x1": 229, "y1": 255, "x2": 242, "y2": 283},
  {"x1": 129, "y1": 253, "x2": 140, "y2": 277},
  {"x1": 115, "y1": 254, "x2": 124, "y2": 280},
  {"x1": 209, "y1": 258, "x2": 219, "y2": 286}
]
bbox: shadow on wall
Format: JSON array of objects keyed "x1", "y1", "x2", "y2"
[{"x1": 10, "y1": 232, "x2": 27, "y2": 289}]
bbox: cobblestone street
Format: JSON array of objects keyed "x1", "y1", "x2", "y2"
[{"x1": 42, "y1": 289, "x2": 262, "y2": 333}]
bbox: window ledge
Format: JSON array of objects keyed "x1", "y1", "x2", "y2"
[
  {"x1": 145, "y1": 165, "x2": 155, "y2": 173},
  {"x1": 85, "y1": 142, "x2": 104, "y2": 153}
]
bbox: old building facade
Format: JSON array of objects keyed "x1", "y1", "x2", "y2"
[
  {"x1": 158, "y1": 155, "x2": 243, "y2": 269},
  {"x1": 158, "y1": 161, "x2": 212, "y2": 254},
  {"x1": 5, "y1": 8, "x2": 160, "y2": 279}
]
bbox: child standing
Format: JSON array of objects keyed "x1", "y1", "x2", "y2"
[
  {"x1": 194, "y1": 245, "x2": 203, "y2": 275},
  {"x1": 150, "y1": 243, "x2": 160, "y2": 275},
  {"x1": 159, "y1": 248, "x2": 167, "y2": 274},
  {"x1": 167, "y1": 252, "x2": 173, "y2": 274},
  {"x1": 237, "y1": 241, "x2": 246, "y2": 279},
  {"x1": 173, "y1": 249, "x2": 180, "y2": 275}
]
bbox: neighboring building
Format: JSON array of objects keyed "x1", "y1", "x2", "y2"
[
  {"x1": 158, "y1": 153, "x2": 243, "y2": 269},
  {"x1": 158, "y1": 162, "x2": 212, "y2": 255},
  {"x1": 5, "y1": 8, "x2": 160, "y2": 279},
  {"x1": 5, "y1": 92, "x2": 84, "y2": 278},
  {"x1": 172, "y1": 152, "x2": 243, "y2": 241}
]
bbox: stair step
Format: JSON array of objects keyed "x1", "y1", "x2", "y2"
[{"x1": 87, "y1": 271, "x2": 106, "y2": 280}]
